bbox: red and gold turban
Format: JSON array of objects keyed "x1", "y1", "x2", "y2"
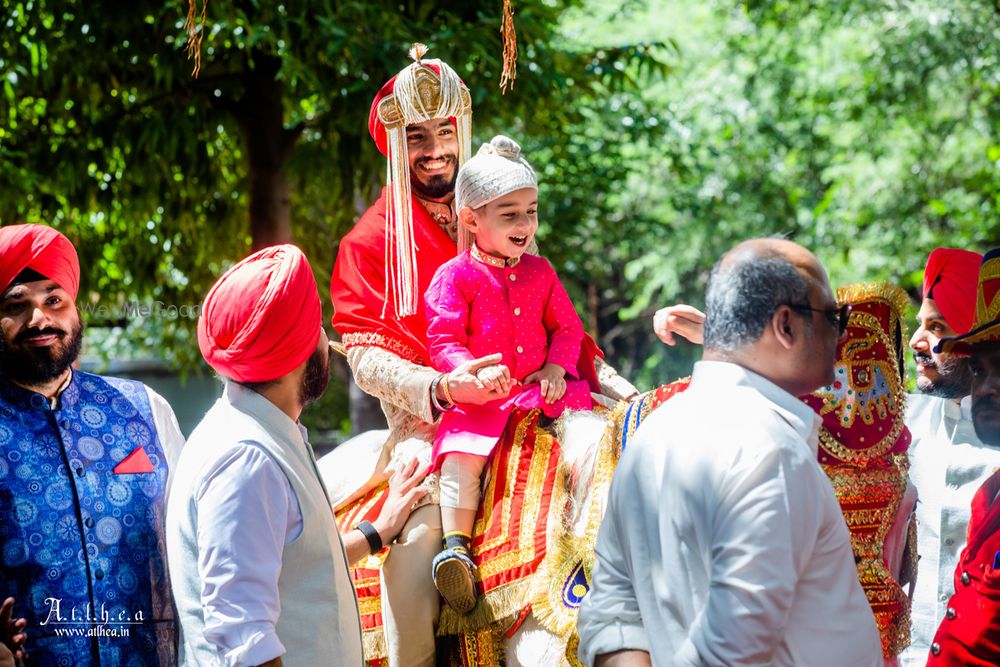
[
  {"x1": 198, "y1": 244, "x2": 322, "y2": 383},
  {"x1": 368, "y1": 43, "x2": 473, "y2": 317},
  {"x1": 922, "y1": 247, "x2": 982, "y2": 336},
  {"x1": 0, "y1": 224, "x2": 80, "y2": 300},
  {"x1": 936, "y1": 247, "x2": 1000, "y2": 355}
]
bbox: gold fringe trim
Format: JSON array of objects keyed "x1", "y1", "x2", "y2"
[
  {"x1": 530, "y1": 399, "x2": 625, "y2": 636},
  {"x1": 362, "y1": 627, "x2": 387, "y2": 662},
  {"x1": 500, "y1": 0, "x2": 518, "y2": 92},
  {"x1": 183, "y1": 0, "x2": 207, "y2": 77},
  {"x1": 437, "y1": 576, "x2": 534, "y2": 636},
  {"x1": 456, "y1": 623, "x2": 506, "y2": 667},
  {"x1": 565, "y1": 631, "x2": 583, "y2": 667}
]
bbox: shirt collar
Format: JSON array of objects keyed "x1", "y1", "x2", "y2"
[
  {"x1": 222, "y1": 380, "x2": 307, "y2": 449},
  {"x1": 690, "y1": 360, "x2": 822, "y2": 451},
  {"x1": 470, "y1": 242, "x2": 519, "y2": 268},
  {"x1": 960, "y1": 394, "x2": 973, "y2": 422}
]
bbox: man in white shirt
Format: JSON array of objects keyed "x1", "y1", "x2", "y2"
[
  {"x1": 578, "y1": 238, "x2": 882, "y2": 667},
  {"x1": 900, "y1": 247, "x2": 1000, "y2": 666},
  {"x1": 166, "y1": 245, "x2": 426, "y2": 667}
]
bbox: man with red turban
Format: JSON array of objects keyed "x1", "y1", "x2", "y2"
[
  {"x1": 924, "y1": 247, "x2": 1000, "y2": 665},
  {"x1": 167, "y1": 244, "x2": 426, "y2": 667},
  {"x1": 0, "y1": 223, "x2": 185, "y2": 666},
  {"x1": 901, "y1": 247, "x2": 1000, "y2": 665},
  {"x1": 328, "y1": 46, "x2": 639, "y2": 666}
]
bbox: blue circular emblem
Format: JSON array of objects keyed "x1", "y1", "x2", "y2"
[
  {"x1": 77, "y1": 436, "x2": 105, "y2": 460},
  {"x1": 96, "y1": 517, "x2": 123, "y2": 545}
]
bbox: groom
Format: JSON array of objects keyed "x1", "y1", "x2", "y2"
[{"x1": 329, "y1": 47, "x2": 639, "y2": 665}]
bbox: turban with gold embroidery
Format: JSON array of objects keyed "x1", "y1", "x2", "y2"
[{"x1": 367, "y1": 43, "x2": 473, "y2": 317}]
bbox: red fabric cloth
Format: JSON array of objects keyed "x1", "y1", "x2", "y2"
[
  {"x1": 331, "y1": 188, "x2": 457, "y2": 364},
  {"x1": 367, "y1": 63, "x2": 456, "y2": 157},
  {"x1": 198, "y1": 244, "x2": 321, "y2": 383},
  {"x1": 0, "y1": 224, "x2": 80, "y2": 299},
  {"x1": 927, "y1": 470, "x2": 1000, "y2": 666},
  {"x1": 923, "y1": 247, "x2": 982, "y2": 335}
]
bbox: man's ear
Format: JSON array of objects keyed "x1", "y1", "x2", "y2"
[
  {"x1": 772, "y1": 306, "x2": 796, "y2": 350},
  {"x1": 458, "y1": 206, "x2": 478, "y2": 234}
]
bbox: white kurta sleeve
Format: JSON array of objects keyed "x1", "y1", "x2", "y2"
[
  {"x1": 195, "y1": 444, "x2": 303, "y2": 667},
  {"x1": 577, "y1": 465, "x2": 651, "y2": 665},
  {"x1": 679, "y1": 445, "x2": 806, "y2": 666}
]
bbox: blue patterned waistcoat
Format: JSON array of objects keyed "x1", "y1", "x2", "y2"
[{"x1": 0, "y1": 371, "x2": 176, "y2": 667}]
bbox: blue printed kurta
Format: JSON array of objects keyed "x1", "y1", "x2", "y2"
[{"x1": 0, "y1": 371, "x2": 175, "y2": 666}]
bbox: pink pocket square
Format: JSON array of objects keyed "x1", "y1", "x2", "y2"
[{"x1": 113, "y1": 447, "x2": 154, "y2": 474}]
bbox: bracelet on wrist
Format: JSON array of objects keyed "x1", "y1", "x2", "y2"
[
  {"x1": 430, "y1": 373, "x2": 455, "y2": 413},
  {"x1": 440, "y1": 372, "x2": 455, "y2": 405},
  {"x1": 356, "y1": 520, "x2": 383, "y2": 555}
]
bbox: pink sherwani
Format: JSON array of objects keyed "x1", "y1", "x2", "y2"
[{"x1": 425, "y1": 249, "x2": 592, "y2": 465}]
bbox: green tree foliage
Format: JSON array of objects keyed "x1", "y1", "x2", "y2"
[
  {"x1": 0, "y1": 0, "x2": 671, "y2": 430},
  {"x1": 553, "y1": 1, "x2": 1000, "y2": 386},
  {"x1": 3, "y1": 0, "x2": 996, "y2": 427}
]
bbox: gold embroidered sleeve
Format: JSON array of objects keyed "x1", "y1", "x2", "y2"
[
  {"x1": 595, "y1": 356, "x2": 640, "y2": 401},
  {"x1": 346, "y1": 345, "x2": 437, "y2": 424}
]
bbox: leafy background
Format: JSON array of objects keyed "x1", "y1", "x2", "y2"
[{"x1": 2, "y1": 0, "x2": 997, "y2": 433}]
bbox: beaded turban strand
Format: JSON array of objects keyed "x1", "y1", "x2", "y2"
[{"x1": 368, "y1": 44, "x2": 473, "y2": 318}]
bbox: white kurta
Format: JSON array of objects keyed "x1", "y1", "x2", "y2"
[
  {"x1": 166, "y1": 381, "x2": 362, "y2": 667},
  {"x1": 577, "y1": 361, "x2": 882, "y2": 667},
  {"x1": 900, "y1": 392, "x2": 1000, "y2": 666}
]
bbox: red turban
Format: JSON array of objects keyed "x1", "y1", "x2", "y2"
[
  {"x1": 198, "y1": 244, "x2": 322, "y2": 383},
  {"x1": 0, "y1": 224, "x2": 80, "y2": 299},
  {"x1": 922, "y1": 247, "x2": 982, "y2": 335}
]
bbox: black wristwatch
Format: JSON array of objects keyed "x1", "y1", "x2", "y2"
[{"x1": 356, "y1": 520, "x2": 383, "y2": 555}]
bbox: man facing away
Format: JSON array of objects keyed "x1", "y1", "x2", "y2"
[
  {"x1": 0, "y1": 224, "x2": 184, "y2": 666},
  {"x1": 925, "y1": 247, "x2": 1000, "y2": 665},
  {"x1": 578, "y1": 238, "x2": 881, "y2": 666},
  {"x1": 167, "y1": 244, "x2": 425, "y2": 667}
]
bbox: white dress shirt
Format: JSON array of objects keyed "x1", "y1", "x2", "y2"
[
  {"x1": 578, "y1": 360, "x2": 882, "y2": 667},
  {"x1": 195, "y1": 442, "x2": 304, "y2": 666},
  {"x1": 900, "y1": 393, "x2": 1000, "y2": 666}
]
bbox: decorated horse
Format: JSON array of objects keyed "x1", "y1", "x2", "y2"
[
  {"x1": 320, "y1": 379, "x2": 691, "y2": 667},
  {"x1": 319, "y1": 280, "x2": 917, "y2": 666}
]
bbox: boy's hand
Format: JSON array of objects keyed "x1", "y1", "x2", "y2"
[
  {"x1": 475, "y1": 364, "x2": 513, "y2": 394},
  {"x1": 524, "y1": 363, "x2": 567, "y2": 403}
]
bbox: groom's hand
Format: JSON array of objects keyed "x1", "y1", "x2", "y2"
[{"x1": 444, "y1": 353, "x2": 515, "y2": 405}]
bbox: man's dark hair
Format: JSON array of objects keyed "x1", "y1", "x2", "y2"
[{"x1": 703, "y1": 250, "x2": 810, "y2": 352}]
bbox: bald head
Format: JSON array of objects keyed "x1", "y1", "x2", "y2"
[
  {"x1": 703, "y1": 237, "x2": 839, "y2": 395},
  {"x1": 705, "y1": 238, "x2": 829, "y2": 352},
  {"x1": 722, "y1": 238, "x2": 828, "y2": 285}
]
